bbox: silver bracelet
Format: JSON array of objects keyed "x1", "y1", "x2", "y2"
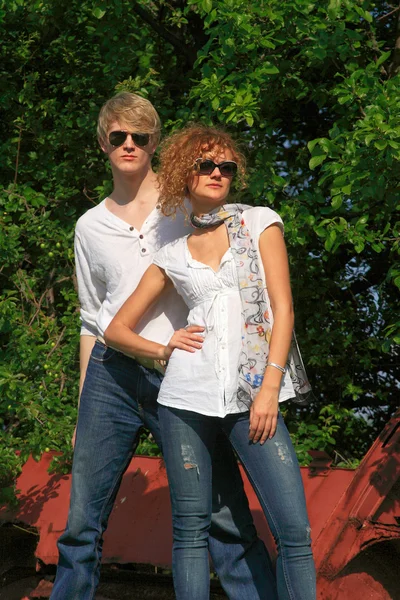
[{"x1": 266, "y1": 362, "x2": 285, "y2": 374}]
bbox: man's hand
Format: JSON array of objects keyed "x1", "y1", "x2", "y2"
[
  {"x1": 249, "y1": 385, "x2": 279, "y2": 444},
  {"x1": 162, "y1": 325, "x2": 205, "y2": 360}
]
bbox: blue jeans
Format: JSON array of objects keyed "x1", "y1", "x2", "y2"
[
  {"x1": 159, "y1": 405, "x2": 316, "y2": 600},
  {"x1": 50, "y1": 342, "x2": 276, "y2": 600}
]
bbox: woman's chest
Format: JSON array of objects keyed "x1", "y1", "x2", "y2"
[
  {"x1": 187, "y1": 227, "x2": 230, "y2": 273},
  {"x1": 170, "y1": 242, "x2": 239, "y2": 307}
]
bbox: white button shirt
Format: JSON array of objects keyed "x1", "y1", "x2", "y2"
[
  {"x1": 74, "y1": 199, "x2": 190, "y2": 344},
  {"x1": 153, "y1": 207, "x2": 295, "y2": 417}
]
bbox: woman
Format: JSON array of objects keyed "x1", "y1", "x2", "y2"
[{"x1": 104, "y1": 125, "x2": 316, "y2": 600}]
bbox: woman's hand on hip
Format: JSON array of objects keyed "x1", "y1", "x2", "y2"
[
  {"x1": 163, "y1": 325, "x2": 205, "y2": 359},
  {"x1": 249, "y1": 385, "x2": 279, "y2": 444}
]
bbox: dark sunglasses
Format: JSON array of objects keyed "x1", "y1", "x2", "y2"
[
  {"x1": 194, "y1": 158, "x2": 238, "y2": 178},
  {"x1": 108, "y1": 131, "x2": 150, "y2": 148}
]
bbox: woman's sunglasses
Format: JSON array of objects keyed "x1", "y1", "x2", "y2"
[
  {"x1": 194, "y1": 158, "x2": 238, "y2": 178},
  {"x1": 108, "y1": 131, "x2": 150, "y2": 148}
]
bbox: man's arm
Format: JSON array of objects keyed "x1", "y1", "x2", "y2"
[
  {"x1": 71, "y1": 335, "x2": 96, "y2": 448},
  {"x1": 79, "y1": 335, "x2": 97, "y2": 399},
  {"x1": 75, "y1": 226, "x2": 105, "y2": 388},
  {"x1": 72, "y1": 226, "x2": 105, "y2": 446}
]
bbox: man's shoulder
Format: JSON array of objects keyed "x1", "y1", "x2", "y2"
[
  {"x1": 75, "y1": 200, "x2": 106, "y2": 235},
  {"x1": 156, "y1": 208, "x2": 191, "y2": 244}
]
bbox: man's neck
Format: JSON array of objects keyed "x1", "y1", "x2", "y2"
[
  {"x1": 108, "y1": 165, "x2": 158, "y2": 207},
  {"x1": 106, "y1": 166, "x2": 159, "y2": 230}
]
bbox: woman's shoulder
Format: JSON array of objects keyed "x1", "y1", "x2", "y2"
[
  {"x1": 242, "y1": 206, "x2": 284, "y2": 236},
  {"x1": 242, "y1": 205, "x2": 282, "y2": 222}
]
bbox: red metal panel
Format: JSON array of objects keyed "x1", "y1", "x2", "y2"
[
  {"x1": 1, "y1": 408, "x2": 399, "y2": 600},
  {"x1": 1, "y1": 453, "x2": 354, "y2": 567},
  {"x1": 314, "y1": 409, "x2": 400, "y2": 599}
]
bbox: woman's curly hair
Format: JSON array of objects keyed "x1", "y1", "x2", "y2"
[{"x1": 157, "y1": 124, "x2": 246, "y2": 216}]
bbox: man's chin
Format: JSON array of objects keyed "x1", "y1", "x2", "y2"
[{"x1": 117, "y1": 162, "x2": 145, "y2": 175}]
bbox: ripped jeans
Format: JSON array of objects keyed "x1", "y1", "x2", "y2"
[
  {"x1": 51, "y1": 342, "x2": 275, "y2": 600},
  {"x1": 158, "y1": 406, "x2": 316, "y2": 600}
]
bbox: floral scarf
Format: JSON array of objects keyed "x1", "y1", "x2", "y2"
[{"x1": 190, "y1": 203, "x2": 312, "y2": 407}]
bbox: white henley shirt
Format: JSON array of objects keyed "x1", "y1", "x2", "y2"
[{"x1": 74, "y1": 199, "x2": 190, "y2": 345}]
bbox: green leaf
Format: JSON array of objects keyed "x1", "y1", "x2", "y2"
[
  {"x1": 324, "y1": 238, "x2": 333, "y2": 251},
  {"x1": 263, "y1": 63, "x2": 279, "y2": 75},
  {"x1": 374, "y1": 140, "x2": 387, "y2": 151},
  {"x1": 364, "y1": 10, "x2": 373, "y2": 23},
  {"x1": 327, "y1": 0, "x2": 341, "y2": 19},
  {"x1": 341, "y1": 184, "x2": 352, "y2": 195},
  {"x1": 364, "y1": 134, "x2": 376, "y2": 146},
  {"x1": 376, "y1": 51, "x2": 391, "y2": 68},
  {"x1": 354, "y1": 241, "x2": 365, "y2": 253},
  {"x1": 331, "y1": 194, "x2": 343, "y2": 209},
  {"x1": 92, "y1": 7, "x2": 106, "y2": 19},
  {"x1": 314, "y1": 227, "x2": 327, "y2": 238},
  {"x1": 307, "y1": 139, "x2": 321, "y2": 153},
  {"x1": 338, "y1": 95, "x2": 352, "y2": 105},
  {"x1": 202, "y1": 0, "x2": 212, "y2": 13},
  {"x1": 309, "y1": 154, "x2": 327, "y2": 170}
]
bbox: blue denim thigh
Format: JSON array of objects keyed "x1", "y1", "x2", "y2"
[
  {"x1": 222, "y1": 411, "x2": 316, "y2": 600},
  {"x1": 51, "y1": 342, "x2": 162, "y2": 600},
  {"x1": 158, "y1": 405, "x2": 220, "y2": 600}
]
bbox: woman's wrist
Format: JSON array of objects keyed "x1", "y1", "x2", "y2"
[
  {"x1": 266, "y1": 361, "x2": 286, "y2": 374},
  {"x1": 262, "y1": 366, "x2": 283, "y2": 390}
]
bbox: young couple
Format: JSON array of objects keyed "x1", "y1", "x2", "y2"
[{"x1": 50, "y1": 92, "x2": 316, "y2": 600}]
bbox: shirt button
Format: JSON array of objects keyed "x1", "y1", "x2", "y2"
[
  {"x1": 141, "y1": 248, "x2": 146, "y2": 253},
  {"x1": 139, "y1": 234, "x2": 144, "y2": 239},
  {"x1": 129, "y1": 226, "x2": 134, "y2": 231}
]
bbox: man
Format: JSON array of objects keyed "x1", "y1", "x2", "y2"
[{"x1": 50, "y1": 92, "x2": 276, "y2": 599}]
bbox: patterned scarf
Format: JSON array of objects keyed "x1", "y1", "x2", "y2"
[{"x1": 190, "y1": 203, "x2": 312, "y2": 407}]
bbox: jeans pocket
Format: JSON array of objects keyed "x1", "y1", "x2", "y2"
[{"x1": 91, "y1": 341, "x2": 117, "y2": 363}]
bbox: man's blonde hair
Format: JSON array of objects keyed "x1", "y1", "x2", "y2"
[{"x1": 97, "y1": 92, "x2": 161, "y2": 146}]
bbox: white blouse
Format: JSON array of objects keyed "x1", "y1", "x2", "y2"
[{"x1": 153, "y1": 207, "x2": 295, "y2": 417}]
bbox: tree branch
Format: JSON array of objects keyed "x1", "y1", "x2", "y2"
[
  {"x1": 388, "y1": 2, "x2": 400, "y2": 77},
  {"x1": 377, "y1": 6, "x2": 400, "y2": 20},
  {"x1": 13, "y1": 125, "x2": 23, "y2": 186},
  {"x1": 131, "y1": 2, "x2": 197, "y2": 68}
]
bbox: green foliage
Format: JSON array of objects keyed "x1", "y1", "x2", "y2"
[{"x1": 1, "y1": 0, "x2": 399, "y2": 503}]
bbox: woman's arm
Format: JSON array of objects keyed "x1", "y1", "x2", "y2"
[
  {"x1": 249, "y1": 224, "x2": 294, "y2": 444},
  {"x1": 104, "y1": 264, "x2": 204, "y2": 360}
]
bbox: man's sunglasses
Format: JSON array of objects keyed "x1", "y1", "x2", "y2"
[
  {"x1": 108, "y1": 131, "x2": 150, "y2": 148},
  {"x1": 194, "y1": 158, "x2": 238, "y2": 177}
]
